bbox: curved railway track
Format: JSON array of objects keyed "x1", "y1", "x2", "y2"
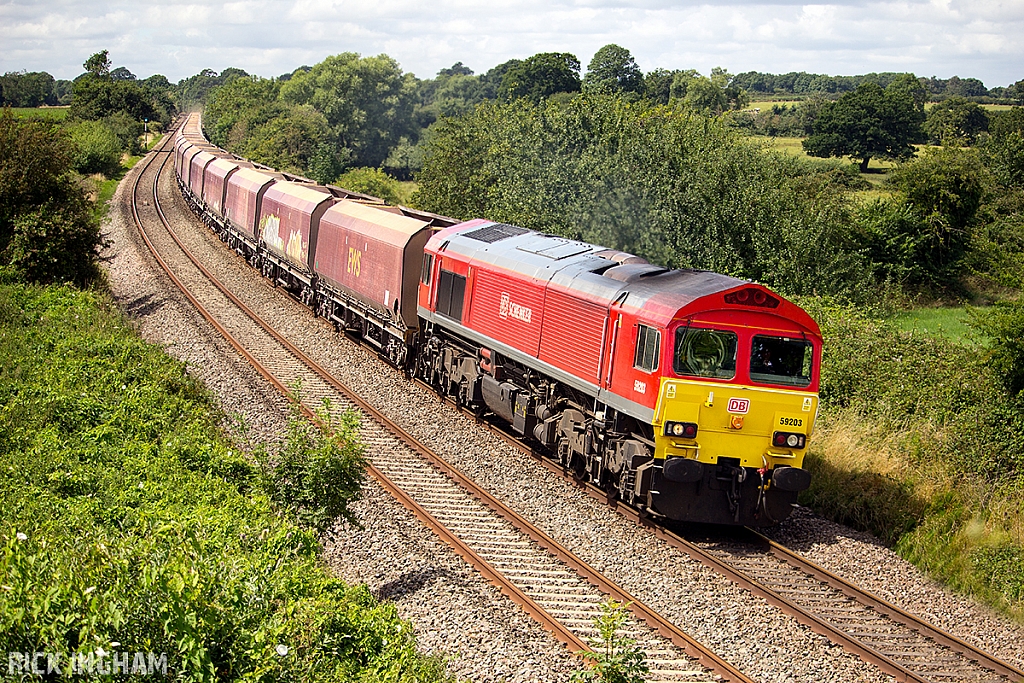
[
  {"x1": 441, "y1": 379, "x2": 1024, "y2": 683},
  {"x1": 130, "y1": 122, "x2": 755, "y2": 683}
]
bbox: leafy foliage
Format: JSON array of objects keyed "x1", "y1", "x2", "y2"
[
  {"x1": 924, "y1": 97, "x2": 989, "y2": 145},
  {"x1": 66, "y1": 119, "x2": 123, "y2": 175},
  {"x1": 256, "y1": 404, "x2": 365, "y2": 535},
  {"x1": 970, "y1": 300, "x2": 1024, "y2": 395},
  {"x1": 499, "y1": 53, "x2": 582, "y2": 103},
  {"x1": 281, "y1": 53, "x2": 416, "y2": 168},
  {"x1": 0, "y1": 71, "x2": 57, "y2": 107},
  {"x1": 334, "y1": 168, "x2": 403, "y2": 205},
  {"x1": 0, "y1": 110, "x2": 100, "y2": 286},
  {"x1": 69, "y1": 69, "x2": 175, "y2": 128},
  {"x1": 583, "y1": 45, "x2": 643, "y2": 96},
  {"x1": 572, "y1": 600, "x2": 648, "y2": 683},
  {"x1": 175, "y1": 67, "x2": 250, "y2": 109},
  {"x1": 0, "y1": 283, "x2": 450, "y2": 682},
  {"x1": 886, "y1": 146, "x2": 991, "y2": 282},
  {"x1": 797, "y1": 298, "x2": 1024, "y2": 614},
  {"x1": 414, "y1": 94, "x2": 871, "y2": 299}
]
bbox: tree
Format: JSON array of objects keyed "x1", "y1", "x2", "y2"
[
  {"x1": 924, "y1": 96, "x2": 989, "y2": 145},
  {"x1": 0, "y1": 71, "x2": 57, "y2": 107},
  {"x1": 1007, "y1": 80, "x2": 1024, "y2": 106},
  {"x1": 334, "y1": 167, "x2": 402, "y2": 204},
  {"x1": 643, "y1": 68, "x2": 675, "y2": 105},
  {"x1": 83, "y1": 50, "x2": 111, "y2": 78},
  {"x1": 499, "y1": 52, "x2": 581, "y2": 103},
  {"x1": 280, "y1": 53, "x2": 416, "y2": 168},
  {"x1": 583, "y1": 44, "x2": 643, "y2": 95},
  {"x1": 669, "y1": 68, "x2": 747, "y2": 114},
  {"x1": 66, "y1": 120, "x2": 122, "y2": 175},
  {"x1": 175, "y1": 67, "x2": 250, "y2": 109},
  {"x1": 414, "y1": 95, "x2": 872, "y2": 299},
  {"x1": 438, "y1": 62, "x2": 474, "y2": 77},
  {"x1": 109, "y1": 66, "x2": 136, "y2": 81},
  {"x1": 803, "y1": 80, "x2": 925, "y2": 171}
]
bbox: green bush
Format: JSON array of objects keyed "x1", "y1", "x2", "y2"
[
  {"x1": 0, "y1": 283, "x2": 450, "y2": 682},
  {"x1": 66, "y1": 119, "x2": 122, "y2": 176},
  {"x1": 0, "y1": 110, "x2": 101, "y2": 286},
  {"x1": 102, "y1": 111, "x2": 145, "y2": 155},
  {"x1": 885, "y1": 146, "x2": 991, "y2": 285},
  {"x1": 257, "y1": 406, "x2": 366, "y2": 535},
  {"x1": 969, "y1": 300, "x2": 1024, "y2": 395},
  {"x1": 334, "y1": 167, "x2": 402, "y2": 204},
  {"x1": 797, "y1": 296, "x2": 1024, "y2": 615},
  {"x1": 6, "y1": 199, "x2": 101, "y2": 285}
]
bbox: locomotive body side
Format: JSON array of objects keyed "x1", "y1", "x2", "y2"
[{"x1": 417, "y1": 221, "x2": 821, "y2": 525}]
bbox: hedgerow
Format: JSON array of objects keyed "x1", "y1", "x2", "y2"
[
  {"x1": 799, "y1": 297, "x2": 1024, "y2": 617},
  {"x1": 0, "y1": 283, "x2": 451, "y2": 682}
]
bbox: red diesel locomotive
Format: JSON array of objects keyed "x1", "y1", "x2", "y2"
[{"x1": 173, "y1": 114, "x2": 821, "y2": 526}]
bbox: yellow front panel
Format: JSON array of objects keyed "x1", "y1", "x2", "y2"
[{"x1": 654, "y1": 378, "x2": 817, "y2": 469}]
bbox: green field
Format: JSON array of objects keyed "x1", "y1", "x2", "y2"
[
  {"x1": 890, "y1": 306, "x2": 983, "y2": 345},
  {"x1": 9, "y1": 106, "x2": 68, "y2": 121}
]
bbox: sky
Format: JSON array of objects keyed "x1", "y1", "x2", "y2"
[{"x1": 2, "y1": 0, "x2": 1022, "y2": 88}]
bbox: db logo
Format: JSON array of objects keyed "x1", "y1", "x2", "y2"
[{"x1": 727, "y1": 398, "x2": 750, "y2": 414}]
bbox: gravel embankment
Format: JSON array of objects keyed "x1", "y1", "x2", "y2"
[{"x1": 764, "y1": 506, "x2": 1024, "y2": 671}]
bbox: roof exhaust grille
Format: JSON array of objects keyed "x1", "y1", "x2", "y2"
[{"x1": 463, "y1": 222, "x2": 530, "y2": 243}]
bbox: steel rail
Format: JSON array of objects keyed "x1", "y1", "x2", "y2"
[
  {"x1": 753, "y1": 531, "x2": 1024, "y2": 683},
  {"x1": 129, "y1": 121, "x2": 754, "y2": 683},
  {"x1": 432, "y1": 390, "x2": 1022, "y2": 683}
]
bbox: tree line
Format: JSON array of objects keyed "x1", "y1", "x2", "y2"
[{"x1": 731, "y1": 70, "x2": 1024, "y2": 103}]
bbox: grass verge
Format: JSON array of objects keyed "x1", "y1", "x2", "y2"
[
  {"x1": 800, "y1": 298, "x2": 1024, "y2": 621},
  {"x1": 0, "y1": 282, "x2": 452, "y2": 681}
]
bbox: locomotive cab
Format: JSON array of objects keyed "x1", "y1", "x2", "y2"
[{"x1": 643, "y1": 285, "x2": 821, "y2": 525}]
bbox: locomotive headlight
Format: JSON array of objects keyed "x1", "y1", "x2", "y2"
[
  {"x1": 666, "y1": 421, "x2": 698, "y2": 439},
  {"x1": 772, "y1": 432, "x2": 806, "y2": 449}
]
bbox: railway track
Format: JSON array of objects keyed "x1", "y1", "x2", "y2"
[
  {"x1": 450, "y1": 396, "x2": 1024, "y2": 683},
  {"x1": 130, "y1": 121, "x2": 755, "y2": 683}
]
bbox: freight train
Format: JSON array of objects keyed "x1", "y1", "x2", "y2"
[{"x1": 173, "y1": 113, "x2": 822, "y2": 526}]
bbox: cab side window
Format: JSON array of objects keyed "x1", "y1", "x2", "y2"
[
  {"x1": 436, "y1": 269, "x2": 466, "y2": 323},
  {"x1": 421, "y1": 253, "x2": 433, "y2": 285},
  {"x1": 634, "y1": 324, "x2": 661, "y2": 372}
]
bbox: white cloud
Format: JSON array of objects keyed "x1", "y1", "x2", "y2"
[{"x1": 0, "y1": 0, "x2": 1020, "y2": 86}]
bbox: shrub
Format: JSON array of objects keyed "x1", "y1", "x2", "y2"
[
  {"x1": 0, "y1": 110, "x2": 101, "y2": 286},
  {"x1": 572, "y1": 600, "x2": 648, "y2": 683},
  {"x1": 969, "y1": 300, "x2": 1024, "y2": 395},
  {"x1": 257, "y1": 405, "x2": 366, "y2": 535},
  {"x1": 66, "y1": 119, "x2": 122, "y2": 176},
  {"x1": 335, "y1": 167, "x2": 402, "y2": 204},
  {"x1": 102, "y1": 111, "x2": 144, "y2": 155},
  {"x1": 6, "y1": 199, "x2": 101, "y2": 285}
]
